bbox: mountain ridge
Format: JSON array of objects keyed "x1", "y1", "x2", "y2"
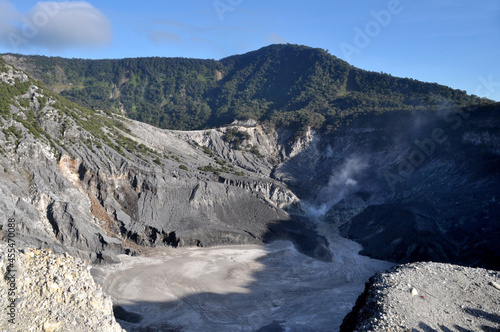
[{"x1": 2, "y1": 44, "x2": 491, "y2": 134}]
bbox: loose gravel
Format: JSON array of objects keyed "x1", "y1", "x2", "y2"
[
  {"x1": 341, "y1": 262, "x2": 500, "y2": 332},
  {"x1": 0, "y1": 244, "x2": 124, "y2": 332}
]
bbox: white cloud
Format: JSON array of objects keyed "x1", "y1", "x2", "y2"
[
  {"x1": 0, "y1": 1, "x2": 20, "y2": 20},
  {"x1": 0, "y1": 1, "x2": 113, "y2": 52},
  {"x1": 0, "y1": 1, "x2": 20, "y2": 40}
]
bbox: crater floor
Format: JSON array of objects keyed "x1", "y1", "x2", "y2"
[{"x1": 92, "y1": 227, "x2": 393, "y2": 332}]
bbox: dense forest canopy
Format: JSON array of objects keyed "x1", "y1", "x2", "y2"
[{"x1": 2, "y1": 44, "x2": 491, "y2": 132}]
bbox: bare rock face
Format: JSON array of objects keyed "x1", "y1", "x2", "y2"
[
  {"x1": 0, "y1": 244, "x2": 124, "y2": 332},
  {"x1": 340, "y1": 262, "x2": 500, "y2": 332},
  {"x1": 0, "y1": 63, "x2": 29, "y2": 85}
]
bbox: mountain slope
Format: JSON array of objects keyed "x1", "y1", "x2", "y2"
[{"x1": 2, "y1": 44, "x2": 489, "y2": 133}]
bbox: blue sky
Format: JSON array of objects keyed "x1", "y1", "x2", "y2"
[{"x1": 0, "y1": 0, "x2": 499, "y2": 100}]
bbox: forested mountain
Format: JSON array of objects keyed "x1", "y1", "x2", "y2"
[{"x1": 2, "y1": 44, "x2": 490, "y2": 132}]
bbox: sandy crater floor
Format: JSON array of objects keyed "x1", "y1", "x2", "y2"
[{"x1": 92, "y1": 228, "x2": 393, "y2": 332}]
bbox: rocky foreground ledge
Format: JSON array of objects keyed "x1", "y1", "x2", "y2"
[
  {"x1": 341, "y1": 262, "x2": 500, "y2": 332},
  {"x1": 0, "y1": 244, "x2": 123, "y2": 332}
]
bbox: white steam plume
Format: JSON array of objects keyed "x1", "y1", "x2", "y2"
[{"x1": 303, "y1": 157, "x2": 368, "y2": 218}]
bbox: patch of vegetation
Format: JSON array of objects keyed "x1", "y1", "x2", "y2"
[
  {"x1": 179, "y1": 164, "x2": 188, "y2": 171},
  {"x1": 3, "y1": 125, "x2": 23, "y2": 147},
  {"x1": 0, "y1": 79, "x2": 32, "y2": 117},
  {"x1": 214, "y1": 157, "x2": 226, "y2": 166},
  {"x1": 38, "y1": 95, "x2": 47, "y2": 109},
  {"x1": 202, "y1": 145, "x2": 215, "y2": 158},
  {"x1": 198, "y1": 164, "x2": 223, "y2": 176},
  {"x1": 223, "y1": 127, "x2": 250, "y2": 149},
  {"x1": 249, "y1": 145, "x2": 263, "y2": 157},
  {"x1": 112, "y1": 130, "x2": 140, "y2": 153},
  {"x1": 198, "y1": 161, "x2": 245, "y2": 176}
]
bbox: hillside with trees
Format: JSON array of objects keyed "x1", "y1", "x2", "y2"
[{"x1": 2, "y1": 44, "x2": 491, "y2": 132}]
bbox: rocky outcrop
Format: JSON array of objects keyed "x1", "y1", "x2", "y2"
[
  {"x1": 340, "y1": 262, "x2": 500, "y2": 331},
  {"x1": 0, "y1": 244, "x2": 123, "y2": 332},
  {"x1": 0, "y1": 64, "x2": 29, "y2": 85}
]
